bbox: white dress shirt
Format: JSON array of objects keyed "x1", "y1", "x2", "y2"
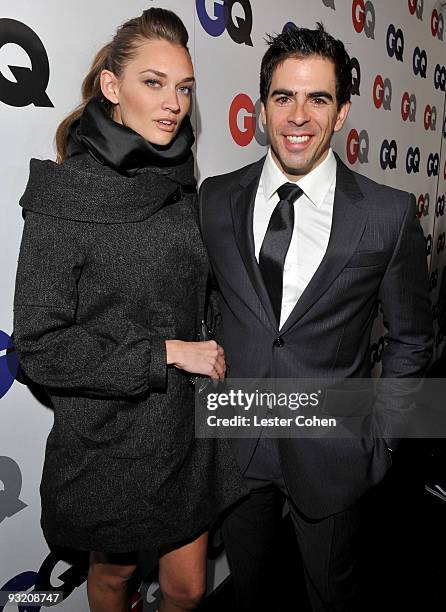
[{"x1": 253, "y1": 148, "x2": 337, "y2": 329}]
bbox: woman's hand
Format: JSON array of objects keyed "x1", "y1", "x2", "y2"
[{"x1": 165, "y1": 340, "x2": 226, "y2": 380}]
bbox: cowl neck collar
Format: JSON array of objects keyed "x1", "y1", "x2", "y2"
[
  {"x1": 66, "y1": 96, "x2": 195, "y2": 177},
  {"x1": 19, "y1": 99, "x2": 197, "y2": 224}
]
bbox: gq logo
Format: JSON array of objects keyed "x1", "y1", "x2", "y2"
[
  {"x1": 386, "y1": 24, "x2": 404, "y2": 61},
  {"x1": 0, "y1": 19, "x2": 53, "y2": 107},
  {"x1": 401, "y1": 92, "x2": 417, "y2": 122},
  {"x1": 352, "y1": 0, "x2": 376, "y2": 38},
  {"x1": 229, "y1": 94, "x2": 267, "y2": 146},
  {"x1": 351, "y1": 57, "x2": 361, "y2": 95},
  {"x1": 196, "y1": 0, "x2": 253, "y2": 46},
  {"x1": 427, "y1": 153, "x2": 440, "y2": 177},
  {"x1": 0, "y1": 552, "x2": 88, "y2": 612},
  {"x1": 436, "y1": 195, "x2": 445, "y2": 217},
  {"x1": 346, "y1": 129, "x2": 369, "y2": 164},
  {"x1": 373, "y1": 75, "x2": 392, "y2": 110},
  {"x1": 406, "y1": 147, "x2": 420, "y2": 173},
  {"x1": 413, "y1": 46, "x2": 427, "y2": 77},
  {"x1": 417, "y1": 193, "x2": 430, "y2": 218},
  {"x1": 434, "y1": 64, "x2": 446, "y2": 91},
  {"x1": 0, "y1": 456, "x2": 27, "y2": 525},
  {"x1": 0, "y1": 330, "x2": 18, "y2": 400},
  {"x1": 380, "y1": 140, "x2": 397, "y2": 170},
  {"x1": 437, "y1": 232, "x2": 445, "y2": 254},
  {"x1": 425, "y1": 233, "x2": 433, "y2": 256},
  {"x1": 424, "y1": 105, "x2": 437, "y2": 131},
  {"x1": 408, "y1": 0, "x2": 423, "y2": 19},
  {"x1": 431, "y1": 9, "x2": 444, "y2": 40}
]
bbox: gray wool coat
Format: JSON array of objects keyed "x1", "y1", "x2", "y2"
[{"x1": 14, "y1": 152, "x2": 246, "y2": 553}]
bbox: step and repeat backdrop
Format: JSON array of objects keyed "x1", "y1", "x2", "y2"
[{"x1": 1, "y1": 0, "x2": 445, "y2": 610}]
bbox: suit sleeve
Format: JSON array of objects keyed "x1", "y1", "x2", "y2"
[
  {"x1": 13, "y1": 212, "x2": 166, "y2": 397},
  {"x1": 379, "y1": 194, "x2": 433, "y2": 377},
  {"x1": 373, "y1": 194, "x2": 434, "y2": 446}
]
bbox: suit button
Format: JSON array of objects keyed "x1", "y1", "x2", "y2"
[{"x1": 273, "y1": 337, "x2": 284, "y2": 348}]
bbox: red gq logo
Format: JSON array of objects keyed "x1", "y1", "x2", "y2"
[
  {"x1": 373, "y1": 75, "x2": 392, "y2": 110},
  {"x1": 229, "y1": 94, "x2": 267, "y2": 147},
  {"x1": 346, "y1": 128, "x2": 369, "y2": 164}
]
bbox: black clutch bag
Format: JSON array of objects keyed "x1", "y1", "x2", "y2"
[{"x1": 189, "y1": 279, "x2": 221, "y2": 393}]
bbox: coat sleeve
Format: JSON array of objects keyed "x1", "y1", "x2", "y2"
[{"x1": 13, "y1": 212, "x2": 166, "y2": 397}]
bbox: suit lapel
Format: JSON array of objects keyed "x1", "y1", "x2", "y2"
[
  {"x1": 230, "y1": 157, "x2": 278, "y2": 329},
  {"x1": 281, "y1": 156, "x2": 368, "y2": 334}
]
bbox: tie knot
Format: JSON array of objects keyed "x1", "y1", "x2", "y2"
[{"x1": 277, "y1": 182, "x2": 303, "y2": 204}]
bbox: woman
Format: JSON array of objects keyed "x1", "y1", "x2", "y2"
[{"x1": 13, "y1": 8, "x2": 245, "y2": 612}]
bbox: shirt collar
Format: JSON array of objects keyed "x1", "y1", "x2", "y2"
[{"x1": 262, "y1": 147, "x2": 337, "y2": 208}]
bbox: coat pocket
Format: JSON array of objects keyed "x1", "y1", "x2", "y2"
[{"x1": 63, "y1": 396, "x2": 134, "y2": 446}]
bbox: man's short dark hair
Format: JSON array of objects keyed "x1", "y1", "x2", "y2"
[{"x1": 260, "y1": 23, "x2": 352, "y2": 109}]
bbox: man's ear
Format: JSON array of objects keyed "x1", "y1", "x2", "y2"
[
  {"x1": 260, "y1": 101, "x2": 267, "y2": 125},
  {"x1": 334, "y1": 101, "x2": 350, "y2": 133},
  {"x1": 100, "y1": 70, "x2": 120, "y2": 105}
]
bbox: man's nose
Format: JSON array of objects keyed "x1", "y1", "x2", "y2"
[{"x1": 288, "y1": 100, "x2": 310, "y2": 124}]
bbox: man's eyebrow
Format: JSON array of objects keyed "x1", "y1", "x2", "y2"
[
  {"x1": 270, "y1": 88, "x2": 294, "y2": 97},
  {"x1": 270, "y1": 89, "x2": 335, "y2": 102},
  {"x1": 308, "y1": 90, "x2": 334, "y2": 102}
]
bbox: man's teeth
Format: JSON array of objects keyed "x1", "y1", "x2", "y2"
[{"x1": 286, "y1": 135, "x2": 310, "y2": 143}]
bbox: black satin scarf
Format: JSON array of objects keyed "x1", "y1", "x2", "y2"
[{"x1": 66, "y1": 97, "x2": 195, "y2": 177}]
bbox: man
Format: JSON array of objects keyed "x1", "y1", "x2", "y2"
[{"x1": 199, "y1": 24, "x2": 433, "y2": 611}]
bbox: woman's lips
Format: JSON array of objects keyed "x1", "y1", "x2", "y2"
[{"x1": 155, "y1": 119, "x2": 177, "y2": 133}]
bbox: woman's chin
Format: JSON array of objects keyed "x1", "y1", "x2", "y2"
[{"x1": 143, "y1": 128, "x2": 178, "y2": 147}]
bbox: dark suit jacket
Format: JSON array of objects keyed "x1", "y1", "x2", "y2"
[{"x1": 199, "y1": 154, "x2": 434, "y2": 518}]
